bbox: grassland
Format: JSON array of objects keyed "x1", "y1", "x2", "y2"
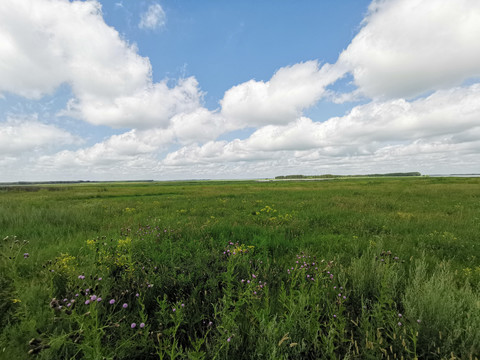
[{"x1": 1, "y1": 177, "x2": 479, "y2": 359}]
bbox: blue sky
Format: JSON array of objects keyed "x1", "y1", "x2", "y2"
[{"x1": 1, "y1": 0, "x2": 480, "y2": 181}]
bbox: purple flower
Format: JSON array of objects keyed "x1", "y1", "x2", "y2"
[
  {"x1": 23, "y1": 253, "x2": 29, "y2": 259},
  {"x1": 333, "y1": 314, "x2": 337, "y2": 318},
  {"x1": 98, "y1": 277, "x2": 102, "y2": 281},
  {"x1": 181, "y1": 303, "x2": 185, "y2": 307},
  {"x1": 85, "y1": 289, "x2": 90, "y2": 294},
  {"x1": 172, "y1": 308, "x2": 176, "y2": 312},
  {"x1": 122, "y1": 303, "x2": 128, "y2": 308},
  {"x1": 97, "y1": 297, "x2": 102, "y2": 302},
  {"x1": 85, "y1": 300, "x2": 90, "y2": 305},
  {"x1": 136, "y1": 293, "x2": 139, "y2": 297},
  {"x1": 78, "y1": 275, "x2": 85, "y2": 280},
  {"x1": 398, "y1": 313, "x2": 402, "y2": 318},
  {"x1": 90, "y1": 295, "x2": 97, "y2": 301},
  {"x1": 75, "y1": 293, "x2": 79, "y2": 297},
  {"x1": 131, "y1": 323, "x2": 136, "y2": 328},
  {"x1": 227, "y1": 337, "x2": 231, "y2": 342},
  {"x1": 109, "y1": 299, "x2": 115, "y2": 305},
  {"x1": 398, "y1": 322, "x2": 402, "y2": 326},
  {"x1": 140, "y1": 323, "x2": 145, "y2": 328}
]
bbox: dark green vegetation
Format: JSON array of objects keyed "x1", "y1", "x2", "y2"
[
  {"x1": 274, "y1": 172, "x2": 421, "y2": 179},
  {"x1": 1, "y1": 177, "x2": 479, "y2": 359}
]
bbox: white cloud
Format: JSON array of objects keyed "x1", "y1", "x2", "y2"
[
  {"x1": 139, "y1": 3, "x2": 166, "y2": 30},
  {"x1": 337, "y1": 0, "x2": 480, "y2": 99},
  {"x1": 0, "y1": 0, "x2": 200, "y2": 128},
  {"x1": 170, "y1": 108, "x2": 226, "y2": 145},
  {"x1": 63, "y1": 77, "x2": 204, "y2": 129},
  {"x1": 0, "y1": 116, "x2": 81, "y2": 155},
  {"x1": 220, "y1": 61, "x2": 345, "y2": 128},
  {"x1": 165, "y1": 83, "x2": 480, "y2": 170}
]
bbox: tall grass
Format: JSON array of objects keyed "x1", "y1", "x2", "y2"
[{"x1": 0, "y1": 178, "x2": 479, "y2": 358}]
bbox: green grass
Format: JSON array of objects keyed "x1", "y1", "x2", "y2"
[{"x1": 1, "y1": 177, "x2": 479, "y2": 359}]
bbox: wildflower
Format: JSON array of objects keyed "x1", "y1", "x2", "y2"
[
  {"x1": 172, "y1": 308, "x2": 176, "y2": 312},
  {"x1": 98, "y1": 277, "x2": 102, "y2": 281},
  {"x1": 85, "y1": 300, "x2": 90, "y2": 305},
  {"x1": 109, "y1": 299, "x2": 115, "y2": 304},
  {"x1": 398, "y1": 313, "x2": 402, "y2": 318},
  {"x1": 63, "y1": 298, "x2": 68, "y2": 302},
  {"x1": 131, "y1": 323, "x2": 136, "y2": 329},
  {"x1": 85, "y1": 289, "x2": 90, "y2": 294},
  {"x1": 23, "y1": 253, "x2": 29, "y2": 259},
  {"x1": 67, "y1": 303, "x2": 71, "y2": 307},
  {"x1": 253, "y1": 291, "x2": 257, "y2": 295},
  {"x1": 333, "y1": 314, "x2": 337, "y2": 318},
  {"x1": 227, "y1": 337, "x2": 231, "y2": 342},
  {"x1": 181, "y1": 303, "x2": 185, "y2": 307},
  {"x1": 78, "y1": 275, "x2": 85, "y2": 280},
  {"x1": 136, "y1": 293, "x2": 139, "y2": 297},
  {"x1": 90, "y1": 295, "x2": 97, "y2": 301},
  {"x1": 75, "y1": 293, "x2": 79, "y2": 297},
  {"x1": 252, "y1": 274, "x2": 256, "y2": 279},
  {"x1": 417, "y1": 319, "x2": 421, "y2": 323},
  {"x1": 208, "y1": 321, "x2": 213, "y2": 327},
  {"x1": 122, "y1": 303, "x2": 128, "y2": 308},
  {"x1": 97, "y1": 297, "x2": 102, "y2": 302},
  {"x1": 398, "y1": 322, "x2": 402, "y2": 326}
]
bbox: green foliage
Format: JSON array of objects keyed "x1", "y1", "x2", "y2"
[{"x1": 0, "y1": 178, "x2": 479, "y2": 358}]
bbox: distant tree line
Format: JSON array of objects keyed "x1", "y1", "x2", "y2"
[{"x1": 275, "y1": 172, "x2": 421, "y2": 179}]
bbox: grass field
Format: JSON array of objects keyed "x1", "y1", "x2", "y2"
[{"x1": 1, "y1": 177, "x2": 479, "y2": 359}]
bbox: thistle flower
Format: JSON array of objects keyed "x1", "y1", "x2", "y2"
[
  {"x1": 131, "y1": 323, "x2": 136, "y2": 328},
  {"x1": 122, "y1": 303, "x2": 128, "y2": 308},
  {"x1": 109, "y1": 299, "x2": 115, "y2": 305},
  {"x1": 140, "y1": 323, "x2": 145, "y2": 328}
]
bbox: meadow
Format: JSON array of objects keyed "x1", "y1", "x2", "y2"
[{"x1": 1, "y1": 177, "x2": 479, "y2": 359}]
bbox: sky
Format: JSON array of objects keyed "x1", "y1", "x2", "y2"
[{"x1": 1, "y1": 0, "x2": 480, "y2": 181}]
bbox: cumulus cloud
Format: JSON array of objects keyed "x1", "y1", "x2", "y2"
[
  {"x1": 139, "y1": 3, "x2": 166, "y2": 30},
  {"x1": 337, "y1": 0, "x2": 480, "y2": 99},
  {"x1": 62, "y1": 77, "x2": 203, "y2": 129},
  {"x1": 220, "y1": 61, "x2": 345, "y2": 128},
  {"x1": 0, "y1": 116, "x2": 81, "y2": 155},
  {"x1": 165, "y1": 83, "x2": 480, "y2": 168},
  {"x1": 0, "y1": 0, "x2": 200, "y2": 128}
]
